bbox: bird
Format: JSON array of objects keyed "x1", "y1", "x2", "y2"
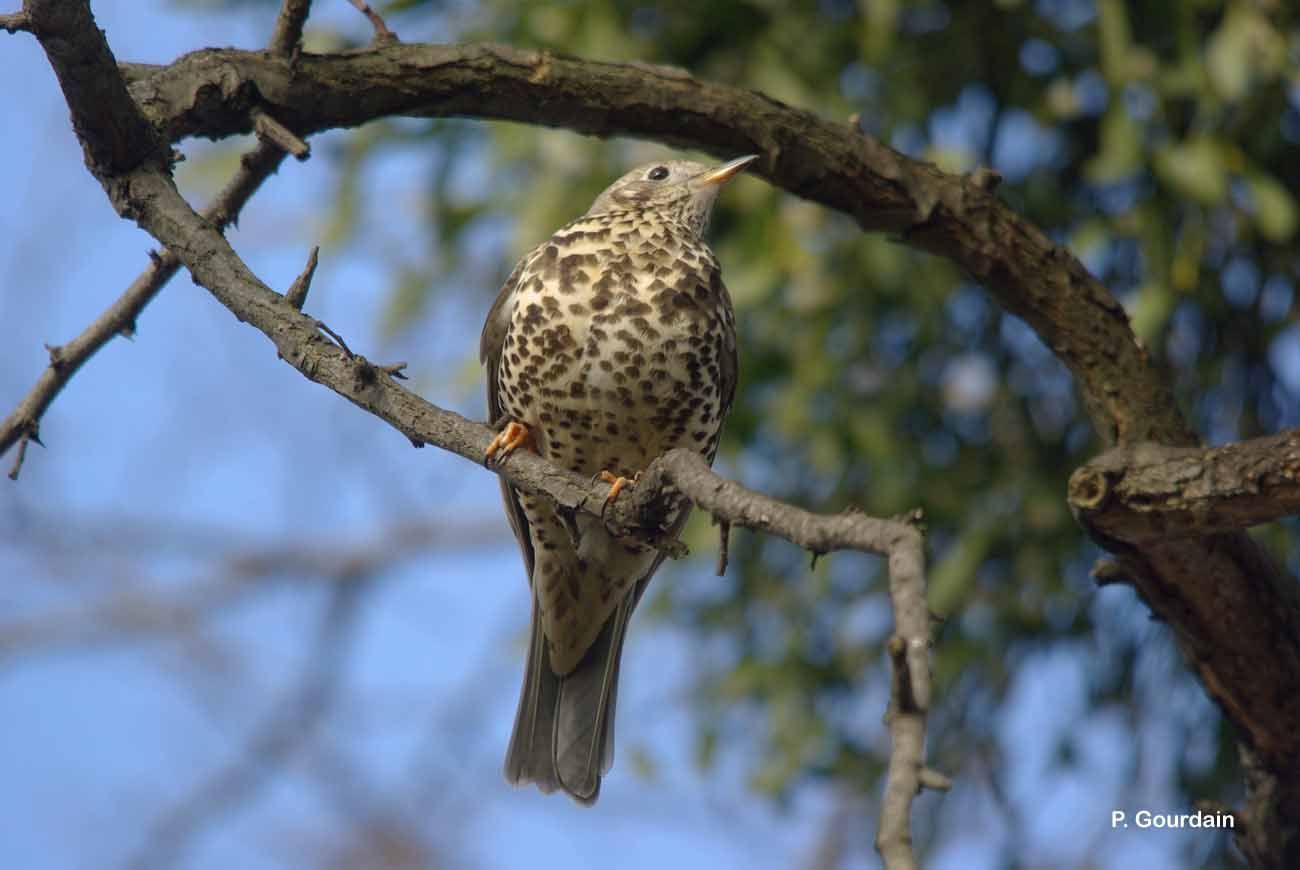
[{"x1": 479, "y1": 154, "x2": 756, "y2": 804}]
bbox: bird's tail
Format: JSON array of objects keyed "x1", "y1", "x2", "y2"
[{"x1": 504, "y1": 591, "x2": 634, "y2": 805}]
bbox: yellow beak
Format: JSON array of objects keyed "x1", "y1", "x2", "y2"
[{"x1": 696, "y1": 154, "x2": 760, "y2": 186}]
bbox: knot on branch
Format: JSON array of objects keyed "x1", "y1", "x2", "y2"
[
  {"x1": 599, "y1": 458, "x2": 691, "y2": 558},
  {"x1": 1067, "y1": 464, "x2": 1112, "y2": 513}
]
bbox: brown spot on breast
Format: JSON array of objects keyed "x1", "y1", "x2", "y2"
[
  {"x1": 619, "y1": 298, "x2": 652, "y2": 317},
  {"x1": 615, "y1": 330, "x2": 644, "y2": 350},
  {"x1": 632, "y1": 318, "x2": 661, "y2": 340}
]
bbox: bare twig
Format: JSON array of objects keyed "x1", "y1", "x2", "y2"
[
  {"x1": 714, "y1": 517, "x2": 730, "y2": 576},
  {"x1": 345, "y1": 0, "x2": 397, "y2": 44},
  {"x1": 0, "y1": 0, "x2": 321, "y2": 476},
  {"x1": 284, "y1": 245, "x2": 319, "y2": 310},
  {"x1": 267, "y1": 0, "x2": 312, "y2": 56},
  {"x1": 0, "y1": 141, "x2": 290, "y2": 475},
  {"x1": 0, "y1": 11, "x2": 31, "y2": 32},
  {"x1": 6, "y1": 427, "x2": 36, "y2": 480},
  {"x1": 314, "y1": 319, "x2": 354, "y2": 356},
  {"x1": 251, "y1": 105, "x2": 310, "y2": 159}
]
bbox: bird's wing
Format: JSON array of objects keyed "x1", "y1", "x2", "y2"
[
  {"x1": 481, "y1": 256, "x2": 534, "y2": 579},
  {"x1": 716, "y1": 273, "x2": 739, "y2": 415}
]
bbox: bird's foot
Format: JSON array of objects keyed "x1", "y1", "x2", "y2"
[
  {"x1": 597, "y1": 470, "x2": 642, "y2": 519},
  {"x1": 485, "y1": 421, "x2": 535, "y2": 466}
]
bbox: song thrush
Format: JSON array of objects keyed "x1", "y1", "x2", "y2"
[{"x1": 480, "y1": 154, "x2": 756, "y2": 803}]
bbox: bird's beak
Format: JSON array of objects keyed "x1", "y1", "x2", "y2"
[{"x1": 695, "y1": 154, "x2": 760, "y2": 187}]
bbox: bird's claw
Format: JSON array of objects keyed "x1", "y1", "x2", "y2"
[
  {"x1": 485, "y1": 421, "x2": 534, "y2": 466},
  {"x1": 598, "y1": 470, "x2": 641, "y2": 520}
]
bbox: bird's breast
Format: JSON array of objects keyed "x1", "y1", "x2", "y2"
[{"x1": 497, "y1": 219, "x2": 729, "y2": 476}]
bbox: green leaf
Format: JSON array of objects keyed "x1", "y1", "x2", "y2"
[
  {"x1": 1246, "y1": 172, "x2": 1298, "y2": 243},
  {"x1": 1153, "y1": 138, "x2": 1227, "y2": 205},
  {"x1": 1084, "y1": 105, "x2": 1142, "y2": 183}
]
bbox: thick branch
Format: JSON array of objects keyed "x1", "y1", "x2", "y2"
[
  {"x1": 115, "y1": 40, "x2": 1182, "y2": 447},
  {"x1": 24, "y1": 0, "x2": 162, "y2": 175},
  {"x1": 1069, "y1": 430, "x2": 1300, "y2": 542}
]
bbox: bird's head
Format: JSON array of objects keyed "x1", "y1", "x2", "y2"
[{"x1": 584, "y1": 155, "x2": 759, "y2": 235}]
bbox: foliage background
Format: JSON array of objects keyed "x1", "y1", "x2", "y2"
[{"x1": 2, "y1": 0, "x2": 1298, "y2": 867}]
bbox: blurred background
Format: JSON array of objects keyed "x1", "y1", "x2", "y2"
[{"x1": 2, "y1": 1, "x2": 1298, "y2": 867}]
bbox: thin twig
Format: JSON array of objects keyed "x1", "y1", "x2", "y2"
[
  {"x1": 1, "y1": 0, "x2": 321, "y2": 477},
  {"x1": 373, "y1": 360, "x2": 407, "y2": 379},
  {"x1": 345, "y1": 0, "x2": 398, "y2": 44},
  {"x1": 0, "y1": 142, "x2": 289, "y2": 475},
  {"x1": 6, "y1": 429, "x2": 35, "y2": 480},
  {"x1": 714, "y1": 517, "x2": 730, "y2": 576},
  {"x1": 314, "y1": 319, "x2": 354, "y2": 356},
  {"x1": 284, "y1": 245, "x2": 320, "y2": 310},
  {"x1": 875, "y1": 519, "x2": 934, "y2": 870},
  {"x1": 267, "y1": 0, "x2": 312, "y2": 56},
  {"x1": 0, "y1": 12, "x2": 31, "y2": 32},
  {"x1": 251, "y1": 106, "x2": 310, "y2": 159}
]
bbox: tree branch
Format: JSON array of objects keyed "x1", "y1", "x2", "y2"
[
  {"x1": 1, "y1": 0, "x2": 314, "y2": 476},
  {"x1": 344, "y1": 0, "x2": 397, "y2": 45},
  {"x1": 23, "y1": 0, "x2": 162, "y2": 175},
  {"x1": 113, "y1": 40, "x2": 1180, "y2": 446},
  {"x1": 0, "y1": 140, "x2": 289, "y2": 475},
  {"x1": 267, "y1": 0, "x2": 312, "y2": 57},
  {"x1": 1068, "y1": 430, "x2": 1300, "y2": 542},
  {"x1": 0, "y1": 11, "x2": 31, "y2": 32}
]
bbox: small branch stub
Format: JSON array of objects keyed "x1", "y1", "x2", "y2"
[
  {"x1": 251, "y1": 107, "x2": 310, "y2": 160},
  {"x1": 284, "y1": 246, "x2": 319, "y2": 310},
  {"x1": 346, "y1": 0, "x2": 398, "y2": 44}
]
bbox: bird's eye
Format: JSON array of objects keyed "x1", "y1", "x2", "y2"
[{"x1": 647, "y1": 166, "x2": 670, "y2": 181}]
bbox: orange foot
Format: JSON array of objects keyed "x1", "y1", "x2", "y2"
[
  {"x1": 485, "y1": 421, "x2": 535, "y2": 466},
  {"x1": 598, "y1": 470, "x2": 642, "y2": 517}
]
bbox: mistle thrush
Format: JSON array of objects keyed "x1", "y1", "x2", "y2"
[{"x1": 480, "y1": 155, "x2": 756, "y2": 803}]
